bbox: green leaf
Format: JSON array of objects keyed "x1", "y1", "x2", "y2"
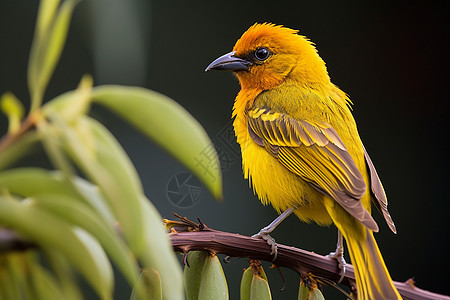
[
  {"x1": 91, "y1": 85, "x2": 223, "y2": 200},
  {"x1": 0, "y1": 256, "x2": 21, "y2": 300},
  {"x1": 56, "y1": 115, "x2": 145, "y2": 253},
  {"x1": 43, "y1": 250, "x2": 83, "y2": 300},
  {"x1": 71, "y1": 175, "x2": 117, "y2": 228},
  {"x1": 3, "y1": 252, "x2": 37, "y2": 300},
  {"x1": 33, "y1": 194, "x2": 140, "y2": 290},
  {"x1": 298, "y1": 281, "x2": 310, "y2": 300},
  {"x1": 240, "y1": 267, "x2": 254, "y2": 300},
  {"x1": 28, "y1": 0, "x2": 80, "y2": 110},
  {"x1": 250, "y1": 275, "x2": 272, "y2": 300},
  {"x1": 309, "y1": 288, "x2": 325, "y2": 300},
  {"x1": 131, "y1": 269, "x2": 162, "y2": 300},
  {"x1": 184, "y1": 251, "x2": 210, "y2": 300},
  {"x1": 72, "y1": 227, "x2": 114, "y2": 296},
  {"x1": 198, "y1": 254, "x2": 228, "y2": 300},
  {"x1": 0, "y1": 168, "x2": 81, "y2": 199},
  {"x1": 0, "y1": 167, "x2": 115, "y2": 226},
  {"x1": 4, "y1": 255, "x2": 24, "y2": 299},
  {"x1": 0, "y1": 197, "x2": 113, "y2": 300},
  {"x1": 42, "y1": 74, "x2": 93, "y2": 122},
  {"x1": 37, "y1": 118, "x2": 76, "y2": 178},
  {"x1": 34, "y1": 0, "x2": 60, "y2": 42},
  {"x1": 28, "y1": 261, "x2": 65, "y2": 300},
  {"x1": 28, "y1": 0, "x2": 60, "y2": 98},
  {"x1": 298, "y1": 281, "x2": 326, "y2": 300},
  {"x1": 0, "y1": 92, "x2": 24, "y2": 134}
]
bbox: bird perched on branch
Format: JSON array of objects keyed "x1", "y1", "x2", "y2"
[{"x1": 206, "y1": 23, "x2": 401, "y2": 299}]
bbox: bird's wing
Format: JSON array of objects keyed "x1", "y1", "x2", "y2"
[
  {"x1": 363, "y1": 147, "x2": 397, "y2": 233},
  {"x1": 247, "y1": 107, "x2": 378, "y2": 231}
]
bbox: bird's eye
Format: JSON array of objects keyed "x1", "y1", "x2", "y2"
[{"x1": 254, "y1": 47, "x2": 270, "y2": 61}]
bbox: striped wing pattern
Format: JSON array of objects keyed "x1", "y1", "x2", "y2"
[{"x1": 247, "y1": 107, "x2": 379, "y2": 231}]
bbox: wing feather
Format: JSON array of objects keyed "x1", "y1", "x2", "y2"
[
  {"x1": 301, "y1": 121, "x2": 329, "y2": 147},
  {"x1": 248, "y1": 107, "x2": 378, "y2": 231},
  {"x1": 363, "y1": 146, "x2": 397, "y2": 233}
]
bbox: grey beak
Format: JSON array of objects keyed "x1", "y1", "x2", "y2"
[{"x1": 205, "y1": 51, "x2": 251, "y2": 72}]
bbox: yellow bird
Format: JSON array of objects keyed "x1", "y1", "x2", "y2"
[{"x1": 206, "y1": 23, "x2": 401, "y2": 299}]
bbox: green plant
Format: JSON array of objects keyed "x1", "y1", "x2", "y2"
[{"x1": 0, "y1": 0, "x2": 222, "y2": 299}]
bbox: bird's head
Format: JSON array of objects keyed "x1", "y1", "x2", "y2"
[{"x1": 206, "y1": 23, "x2": 330, "y2": 90}]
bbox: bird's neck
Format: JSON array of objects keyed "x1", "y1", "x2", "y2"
[{"x1": 232, "y1": 87, "x2": 261, "y2": 119}]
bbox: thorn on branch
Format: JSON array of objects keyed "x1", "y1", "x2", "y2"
[
  {"x1": 197, "y1": 217, "x2": 206, "y2": 230},
  {"x1": 164, "y1": 212, "x2": 210, "y2": 233},
  {"x1": 406, "y1": 277, "x2": 416, "y2": 287},
  {"x1": 182, "y1": 251, "x2": 190, "y2": 267},
  {"x1": 270, "y1": 264, "x2": 286, "y2": 292}
]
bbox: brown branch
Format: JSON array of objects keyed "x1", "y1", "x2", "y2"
[
  {"x1": 1, "y1": 220, "x2": 448, "y2": 300},
  {"x1": 0, "y1": 228, "x2": 37, "y2": 252},
  {"x1": 0, "y1": 111, "x2": 40, "y2": 153},
  {"x1": 167, "y1": 217, "x2": 450, "y2": 300}
]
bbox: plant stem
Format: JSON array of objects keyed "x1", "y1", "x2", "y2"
[{"x1": 0, "y1": 111, "x2": 41, "y2": 153}]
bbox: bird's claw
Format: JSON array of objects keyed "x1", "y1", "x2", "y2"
[
  {"x1": 252, "y1": 230, "x2": 278, "y2": 261},
  {"x1": 326, "y1": 250, "x2": 346, "y2": 283}
]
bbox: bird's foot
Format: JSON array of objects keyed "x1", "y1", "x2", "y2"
[
  {"x1": 326, "y1": 250, "x2": 346, "y2": 283},
  {"x1": 252, "y1": 228, "x2": 278, "y2": 261}
]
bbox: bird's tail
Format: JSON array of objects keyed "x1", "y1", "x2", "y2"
[{"x1": 344, "y1": 228, "x2": 402, "y2": 300}]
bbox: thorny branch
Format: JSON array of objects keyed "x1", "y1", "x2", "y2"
[
  {"x1": 167, "y1": 214, "x2": 450, "y2": 300},
  {"x1": 1, "y1": 215, "x2": 449, "y2": 300}
]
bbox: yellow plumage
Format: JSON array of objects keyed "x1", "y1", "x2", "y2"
[{"x1": 207, "y1": 23, "x2": 401, "y2": 299}]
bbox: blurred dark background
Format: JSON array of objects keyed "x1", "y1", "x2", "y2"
[{"x1": 0, "y1": 1, "x2": 449, "y2": 299}]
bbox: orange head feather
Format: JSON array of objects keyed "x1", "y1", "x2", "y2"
[{"x1": 230, "y1": 23, "x2": 331, "y2": 90}]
